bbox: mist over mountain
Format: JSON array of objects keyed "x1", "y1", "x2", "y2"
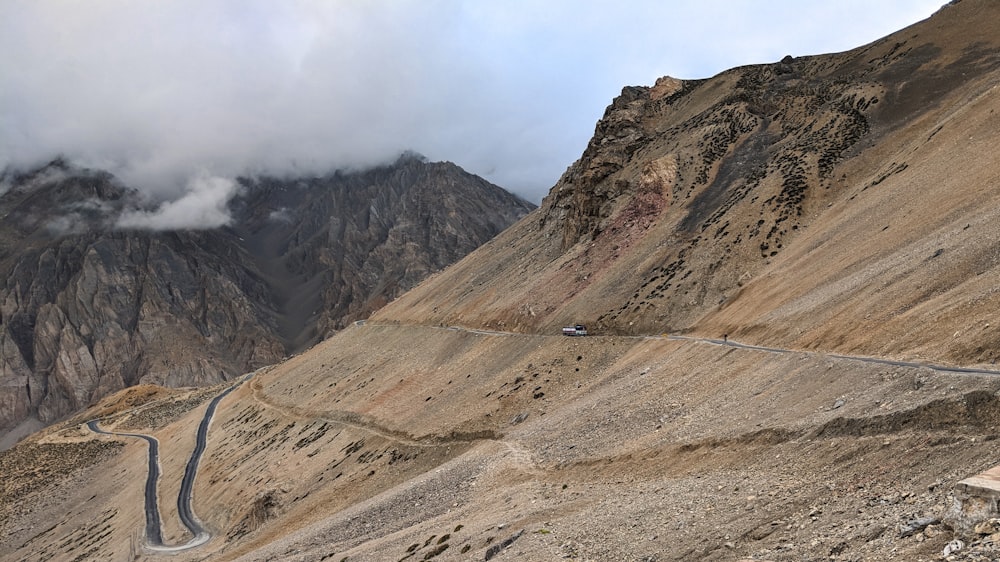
[
  {"x1": 0, "y1": 1, "x2": 941, "y2": 204},
  {"x1": 0, "y1": 155, "x2": 533, "y2": 444}
]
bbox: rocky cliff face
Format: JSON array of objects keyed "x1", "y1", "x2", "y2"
[
  {"x1": 0, "y1": 156, "x2": 533, "y2": 436},
  {"x1": 230, "y1": 156, "x2": 534, "y2": 347}
]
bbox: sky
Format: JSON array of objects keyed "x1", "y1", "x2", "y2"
[{"x1": 0, "y1": 0, "x2": 944, "y2": 228}]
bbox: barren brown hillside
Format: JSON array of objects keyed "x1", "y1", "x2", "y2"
[
  {"x1": 378, "y1": 0, "x2": 1000, "y2": 366},
  {"x1": 6, "y1": 324, "x2": 1000, "y2": 561},
  {"x1": 3, "y1": 1, "x2": 1000, "y2": 561}
]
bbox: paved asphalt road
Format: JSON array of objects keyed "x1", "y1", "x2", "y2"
[
  {"x1": 85, "y1": 372, "x2": 251, "y2": 549},
  {"x1": 86, "y1": 421, "x2": 164, "y2": 546},
  {"x1": 176, "y1": 381, "x2": 242, "y2": 541}
]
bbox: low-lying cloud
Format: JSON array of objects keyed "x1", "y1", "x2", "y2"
[
  {"x1": 1, "y1": 0, "x2": 943, "y2": 217},
  {"x1": 116, "y1": 174, "x2": 239, "y2": 230}
]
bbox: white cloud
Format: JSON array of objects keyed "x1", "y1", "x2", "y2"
[
  {"x1": 116, "y1": 174, "x2": 240, "y2": 230},
  {"x1": 0, "y1": 1, "x2": 944, "y2": 205},
  {"x1": 268, "y1": 208, "x2": 293, "y2": 224}
]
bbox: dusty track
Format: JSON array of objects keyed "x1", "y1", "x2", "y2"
[
  {"x1": 669, "y1": 335, "x2": 1000, "y2": 377},
  {"x1": 248, "y1": 375, "x2": 500, "y2": 447}
]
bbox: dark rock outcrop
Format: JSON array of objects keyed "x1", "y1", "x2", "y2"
[{"x1": 230, "y1": 155, "x2": 534, "y2": 347}]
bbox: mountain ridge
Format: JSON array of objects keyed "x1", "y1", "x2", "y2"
[
  {"x1": 375, "y1": 0, "x2": 1000, "y2": 364},
  {"x1": 0, "y1": 155, "x2": 533, "y2": 443}
]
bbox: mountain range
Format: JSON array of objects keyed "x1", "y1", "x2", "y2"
[{"x1": 0, "y1": 155, "x2": 533, "y2": 445}]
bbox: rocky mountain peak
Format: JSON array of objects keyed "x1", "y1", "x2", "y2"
[
  {"x1": 381, "y1": 0, "x2": 1000, "y2": 349},
  {"x1": 649, "y1": 75, "x2": 684, "y2": 100}
]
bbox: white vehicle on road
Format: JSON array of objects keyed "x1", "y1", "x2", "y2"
[{"x1": 562, "y1": 324, "x2": 588, "y2": 336}]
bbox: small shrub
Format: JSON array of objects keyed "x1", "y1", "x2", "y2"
[{"x1": 422, "y1": 543, "x2": 448, "y2": 559}]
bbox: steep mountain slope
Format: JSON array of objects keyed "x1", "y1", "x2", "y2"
[
  {"x1": 380, "y1": 0, "x2": 1000, "y2": 367},
  {"x1": 0, "y1": 156, "x2": 533, "y2": 444},
  {"x1": 4, "y1": 2, "x2": 1000, "y2": 562}
]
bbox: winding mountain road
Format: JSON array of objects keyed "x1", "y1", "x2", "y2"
[
  {"x1": 84, "y1": 324, "x2": 998, "y2": 552},
  {"x1": 85, "y1": 421, "x2": 164, "y2": 545},
  {"x1": 86, "y1": 373, "x2": 253, "y2": 550}
]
